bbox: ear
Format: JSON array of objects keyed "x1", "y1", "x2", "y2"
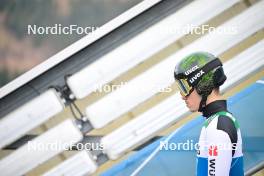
[{"x1": 213, "y1": 67, "x2": 226, "y2": 87}]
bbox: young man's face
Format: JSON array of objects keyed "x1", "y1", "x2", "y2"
[{"x1": 181, "y1": 89, "x2": 201, "y2": 112}]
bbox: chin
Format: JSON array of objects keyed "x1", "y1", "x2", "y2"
[
  {"x1": 189, "y1": 107, "x2": 197, "y2": 112},
  {"x1": 186, "y1": 104, "x2": 198, "y2": 112}
]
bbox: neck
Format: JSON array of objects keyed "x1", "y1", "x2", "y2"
[{"x1": 206, "y1": 89, "x2": 222, "y2": 105}]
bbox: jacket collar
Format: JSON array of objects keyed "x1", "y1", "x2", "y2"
[{"x1": 202, "y1": 100, "x2": 227, "y2": 118}]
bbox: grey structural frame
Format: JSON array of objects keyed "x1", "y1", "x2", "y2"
[{"x1": 0, "y1": 0, "x2": 191, "y2": 118}]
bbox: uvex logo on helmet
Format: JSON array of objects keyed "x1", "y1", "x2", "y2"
[
  {"x1": 184, "y1": 65, "x2": 199, "y2": 75},
  {"x1": 189, "y1": 70, "x2": 205, "y2": 84}
]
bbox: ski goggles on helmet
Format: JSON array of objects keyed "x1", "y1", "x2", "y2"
[
  {"x1": 175, "y1": 78, "x2": 194, "y2": 97},
  {"x1": 175, "y1": 78, "x2": 193, "y2": 97},
  {"x1": 174, "y1": 58, "x2": 223, "y2": 97}
]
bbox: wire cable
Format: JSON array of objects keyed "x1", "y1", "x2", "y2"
[{"x1": 130, "y1": 127, "x2": 182, "y2": 176}]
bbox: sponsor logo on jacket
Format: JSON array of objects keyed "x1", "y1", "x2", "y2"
[
  {"x1": 209, "y1": 145, "x2": 218, "y2": 156},
  {"x1": 208, "y1": 146, "x2": 218, "y2": 175},
  {"x1": 209, "y1": 159, "x2": 216, "y2": 176}
]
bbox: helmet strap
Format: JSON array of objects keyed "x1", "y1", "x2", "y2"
[
  {"x1": 198, "y1": 94, "x2": 208, "y2": 112},
  {"x1": 198, "y1": 88, "x2": 213, "y2": 112}
]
